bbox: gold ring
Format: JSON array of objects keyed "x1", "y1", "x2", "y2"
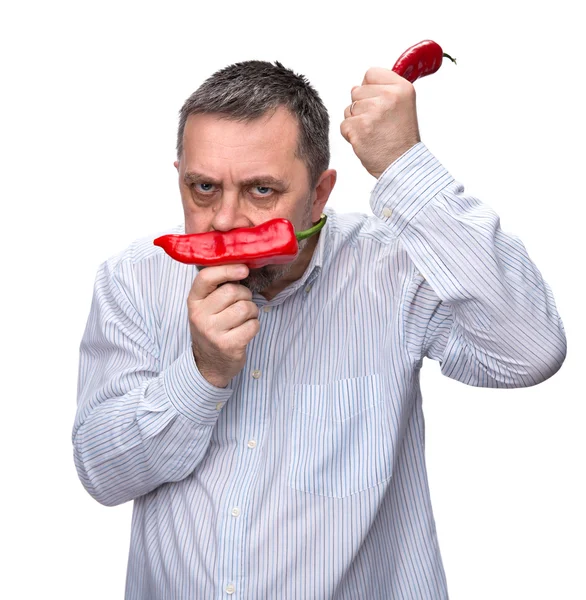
[{"x1": 351, "y1": 101, "x2": 356, "y2": 115}]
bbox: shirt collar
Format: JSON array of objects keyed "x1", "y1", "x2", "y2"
[
  {"x1": 251, "y1": 206, "x2": 333, "y2": 305},
  {"x1": 300, "y1": 208, "x2": 330, "y2": 282}
]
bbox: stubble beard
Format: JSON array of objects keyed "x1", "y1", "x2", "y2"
[{"x1": 238, "y1": 196, "x2": 314, "y2": 294}]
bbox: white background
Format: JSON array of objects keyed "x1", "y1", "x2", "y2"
[{"x1": 1, "y1": 0, "x2": 584, "y2": 598}]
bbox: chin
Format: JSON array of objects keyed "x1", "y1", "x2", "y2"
[{"x1": 241, "y1": 262, "x2": 293, "y2": 293}]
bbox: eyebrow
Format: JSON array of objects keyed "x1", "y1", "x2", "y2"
[{"x1": 184, "y1": 171, "x2": 289, "y2": 189}]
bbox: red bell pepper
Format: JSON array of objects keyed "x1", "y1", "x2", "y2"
[{"x1": 153, "y1": 214, "x2": 327, "y2": 268}]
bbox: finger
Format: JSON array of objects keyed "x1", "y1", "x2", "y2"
[
  {"x1": 343, "y1": 103, "x2": 356, "y2": 120},
  {"x1": 216, "y1": 300, "x2": 259, "y2": 332},
  {"x1": 222, "y1": 317, "x2": 261, "y2": 346},
  {"x1": 206, "y1": 283, "x2": 253, "y2": 315},
  {"x1": 361, "y1": 67, "x2": 404, "y2": 86},
  {"x1": 190, "y1": 264, "x2": 249, "y2": 301},
  {"x1": 352, "y1": 83, "x2": 403, "y2": 102},
  {"x1": 344, "y1": 97, "x2": 378, "y2": 119},
  {"x1": 344, "y1": 86, "x2": 363, "y2": 119}
]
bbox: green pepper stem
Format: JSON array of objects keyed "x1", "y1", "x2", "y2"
[
  {"x1": 442, "y1": 52, "x2": 457, "y2": 65},
  {"x1": 296, "y1": 213, "x2": 327, "y2": 241}
]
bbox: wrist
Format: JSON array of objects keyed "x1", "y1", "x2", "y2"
[{"x1": 192, "y1": 343, "x2": 229, "y2": 389}]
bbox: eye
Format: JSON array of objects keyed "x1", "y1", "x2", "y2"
[
  {"x1": 252, "y1": 186, "x2": 273, "y2": 196},
  {"x1": 194, "y1": 183, "x2": 216, "y2": 193}
]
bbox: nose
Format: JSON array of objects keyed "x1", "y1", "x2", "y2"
[{"x1": 210, "y1": 194, "x2": 252, "y2": 232}]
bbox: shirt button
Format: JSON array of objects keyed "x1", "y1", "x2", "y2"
[
  {"x1": 304, "y1": 284, "x2": 312, "y2": 294},
  {"x1": 225, "y1": 583, "x2": 235, "y2": 594},
  {"x1": 263, "y1": 305, "x2": 272, "y2": 312},
  {"x1": 215, "y1": 402, "x2": 224, "y2": 411},
  {"x1": 382, "y1": 207, "x2": 393, "y2": 218},
  {"x1": 252, "y1": 369, "x2": 261, "y2": 379},
  {"x1": 231, "y1": 507, "x2": 241, "y2": 517},
  {"x1": 247, "y1": 439, "x2": 257, "y2": 449}
]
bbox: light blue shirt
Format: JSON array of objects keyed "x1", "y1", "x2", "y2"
[{"x1": 73, "y1": 142, "x2": 567, "y2": 599}]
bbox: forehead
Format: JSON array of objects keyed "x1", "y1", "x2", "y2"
[{"x1": 182, "y1": 106, "x2": 300, "y2": 161}]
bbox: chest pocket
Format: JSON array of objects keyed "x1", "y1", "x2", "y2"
[{"x1": 288, "y1": 373, "x2": 395, "y2": 499}]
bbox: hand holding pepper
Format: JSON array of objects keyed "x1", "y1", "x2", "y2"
[
  {"x1": 340, "y1": 40, "x2": 455, "y2": 179},
  {"x1": 341, "y1": 67, "x2": 421, "y2": 179},
  {"x1": 188, "y1": 264, "x2": 260, "y2": 388}
]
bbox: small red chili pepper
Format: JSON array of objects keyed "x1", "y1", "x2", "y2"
[
  {"x1": 392, "y1": 40, "x2": 456, "y2": 83},
  {"x1": 153, "y1": 214, "x2": 327, "y2": 268}
]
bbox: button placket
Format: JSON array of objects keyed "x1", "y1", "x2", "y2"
[{"x1": 217, "y1": 309, "x2": 268, "y2": 595}]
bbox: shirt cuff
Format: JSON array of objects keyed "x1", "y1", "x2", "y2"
[
  {"x1": 163, "y1": 346, "x2": 234, "y2": 426},
  {"x1": 370, "y1": 142, "x2": 455, "y2": 237}
]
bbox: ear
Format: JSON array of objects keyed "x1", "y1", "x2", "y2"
[
  {"x1": 174, "y1": 160, "x2": 179, "y2": 171},
  {"x1": 312, "y1": 169, "x2": 337, "y2": 221}
]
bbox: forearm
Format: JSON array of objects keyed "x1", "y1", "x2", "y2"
[
  {"x1": 373, "y1": 142, "x2": 567, "y2": 386},
  {"x1": 73, "y1": 258, "x2": 234, "y2": 506},
  {"x1": 73, "y1": 346, "x2": 232, "y2": 506}
]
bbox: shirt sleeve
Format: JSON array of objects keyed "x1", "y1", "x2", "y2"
[
  {"x1": 371, "y1": 142, "x2": 567, "y2": 387},
  {"x1": 72, "y1": 258, "x2": 233, "y2": 506}
]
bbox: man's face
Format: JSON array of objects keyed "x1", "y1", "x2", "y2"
[{"x1": 175, "y1": 106, "x2": 319, "y2": 293}]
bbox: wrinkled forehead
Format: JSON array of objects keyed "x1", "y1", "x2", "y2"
[
  {"x1": 182, "y1": 107, "x2": 300, "y2": 160},
  {"x1": 180, "y1": 108, "x2": 309, "y2": 186}
]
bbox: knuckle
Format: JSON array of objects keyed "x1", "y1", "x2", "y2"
[
  {"x1": 381, "y1": 86, "x2": 394, "y2": 100},
  {"x1": 221, "y1": 283, "x2": 240, "y2": 298},
  {"x1": 187, "y1": 300, "x2": 203, "y2": 323},
  {"x1": 364, "y1": 67, "x2": 377, "y2": 82},
  {"x1": 403, "y1": 81, "x2": 416, "y2": 97},
  {"x1": 373, "y1": 96, "x2": 385, "y2": 111},
  {"x1": 197, "y1": 268, "x2": 212, "y2": 284},
  {"x1": 247, "y1": 318, "x2": 260, "y2": 337},
  {"x1": 232, "y1": 300, "x2": 249, "y2": 317},
  {"x1": 340, "y1": 121, "x2": 351, "y2": 139},
  {"x1": 381, "y1": 89, "x2": 397, "y2": 108}
]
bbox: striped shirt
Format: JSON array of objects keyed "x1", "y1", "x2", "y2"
[{"x1": 73, "y1": 142, "x2": 567, "y2": 599}]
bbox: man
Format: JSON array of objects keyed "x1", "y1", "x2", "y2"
[{"x1": 73, "y1": 60, "x2": 567, "y2": 599}]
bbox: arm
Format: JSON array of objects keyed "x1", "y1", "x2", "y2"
[
  {"x1": 372, "y1": 142, "x2": 567, "y2": 387},
  {"x1": 72, "y1": 259, "x2": 233, "y2": 506}
]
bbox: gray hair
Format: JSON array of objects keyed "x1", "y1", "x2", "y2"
[{"x1": 176, "y1": 60, "x2": 330, "y2": 190}]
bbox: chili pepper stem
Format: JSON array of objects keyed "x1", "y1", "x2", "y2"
[
  {"x1": 442, "y1": 52, "x2": 457, "y2": 65},
  {"x1": 295, "y1": 213, "x2": 327, "y2": 241}
]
